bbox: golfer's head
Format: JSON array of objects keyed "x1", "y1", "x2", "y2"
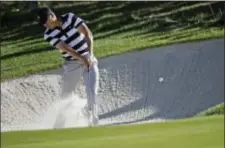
[{"x1": 37, "y1": 7, "x2": 57, "y2": 29}]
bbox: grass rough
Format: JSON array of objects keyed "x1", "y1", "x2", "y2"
[{"x1": 196, "y1": 103, "x2": 224, "y2": 116}]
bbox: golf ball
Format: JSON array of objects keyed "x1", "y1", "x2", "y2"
[{"x1": 159, "y1": 77, "x2": 164, "y2": 82}]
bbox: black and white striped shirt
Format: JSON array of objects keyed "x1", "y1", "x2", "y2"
[{"x1": 44, "y1": 13, "x2": 89, "y2": 61}]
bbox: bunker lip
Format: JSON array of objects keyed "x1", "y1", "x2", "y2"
[{"x1": 1, "y1": 39, "x2": 224, "y2": 132}]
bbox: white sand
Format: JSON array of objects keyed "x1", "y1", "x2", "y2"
[{"x1": 1, "y1": 39, "x2": 224, "y2": 132}]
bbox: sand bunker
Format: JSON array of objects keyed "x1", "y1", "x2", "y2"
[{"x1": 1, "y1": 39, "x2": 224, "y2": 132}]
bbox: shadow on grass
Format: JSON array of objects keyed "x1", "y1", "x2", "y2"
[
  {"x1": 2, "y1": 2, "x2": 223, "y2": 37},
  {"x1": 0, "y1": 2, "x2": 179, "y2": 40},
  {"x1": 2, "y1": 41, "x2": 49, "y2": 57},
  {"x1": 1, "y1": 24, "x2": 44, "y2": 42},
  {"x1": 1, "y1": 1, "x2": 224, "y2": 57},
  {"x1": 94, "y1": 20, "x2": 152, "y2": 40},
  {"x1": 1, "y1": 46, "x2": 54, "y2": 60},
  {"x1": 95, "y1": 2, "x2": 223, "y2": 39}
]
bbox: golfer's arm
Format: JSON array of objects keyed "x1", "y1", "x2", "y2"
[
  {"x1": 56, "y1": 41, "x2": 87, "y2": 61},
  {"x1": 77, "y1": 23, "x2": 93, "y2": 54}
]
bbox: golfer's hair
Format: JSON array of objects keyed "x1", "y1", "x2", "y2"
[
  {"x1": 36, "y1": 6, "x2": 61, "y2": 25},
  {"x1": 46, "y1": 7, "x2": 55, "y2": 17},
  {"x1": 41, "y1": 7, "x2": 58, "y2": 18},
  {"x1": 49, "y1": 7, "x2": 62, "y2": 21}
]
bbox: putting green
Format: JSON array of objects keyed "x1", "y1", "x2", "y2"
[{"x1": 2, "y1": 115, "x2": 224, "y2": 148}]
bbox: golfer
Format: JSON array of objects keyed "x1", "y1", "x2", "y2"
[{"x1": 37, "y1": 7, "x2": 99, "y2": 125}]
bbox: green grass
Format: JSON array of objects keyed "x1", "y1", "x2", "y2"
[
  {"x1": 197, "y1": 103, "x2": 224, "y2": 116},
  {"x1": 1, "y1": 1, "x2": 224, "y2": 82},
  {"x1": 1, "y1": 115, "x2": 224, "y2": 148}
]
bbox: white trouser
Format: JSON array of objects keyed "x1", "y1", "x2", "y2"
[{"x1": 60, "y1": 54, "x2": 99, "y2": 116}]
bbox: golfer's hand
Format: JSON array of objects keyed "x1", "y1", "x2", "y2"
[{"x1": 83, "y1": 58, "x2": 92, "y2": 71}]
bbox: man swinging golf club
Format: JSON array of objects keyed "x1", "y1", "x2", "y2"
[{"x1": 37, "y1": 7, "x2": 99, "y2": 126}]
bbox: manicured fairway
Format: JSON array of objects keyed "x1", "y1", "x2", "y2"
[{"x1": 2, "y1": 115, "x2": 224, "y2": 148}]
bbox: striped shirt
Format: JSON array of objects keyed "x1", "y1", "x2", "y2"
[{"x1": 44, "y1": 13, "x2": 89, "y2": 61}]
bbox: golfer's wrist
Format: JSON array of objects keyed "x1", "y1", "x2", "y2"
[{"x1": 80, "y1": 56, "x2": 88, "y2": 63}]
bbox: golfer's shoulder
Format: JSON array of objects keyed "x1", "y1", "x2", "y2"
[
  {"x1": 43, "y1": 28, "x2": 55, "y2": 39},
  {"x1": 44, "y1": 28, "x2": 51, "y2": 35},
  {"x1": 43, "y1": 28, "x2": 51, "y2": 40}
]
